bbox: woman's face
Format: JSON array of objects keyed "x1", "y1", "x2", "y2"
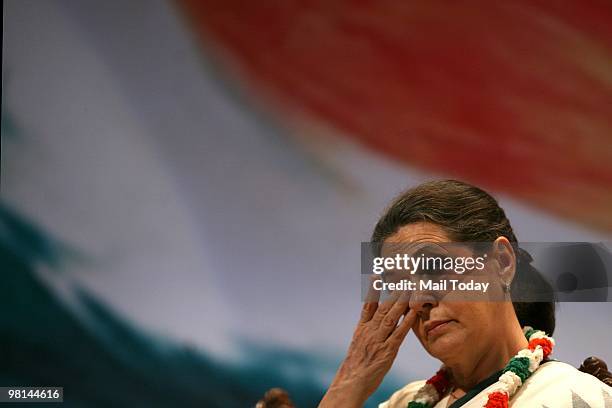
[{"x1": 383, "y1": 222, "x2": 506, "y2": 363}]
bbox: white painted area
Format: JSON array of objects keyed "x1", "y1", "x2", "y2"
[{"x1": 3, "y1": 0, "x2": 233, "y2": 357}]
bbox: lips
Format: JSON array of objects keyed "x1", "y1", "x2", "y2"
[{"x1": 425, "y1": 319, "x2": 454, "y2": 336}]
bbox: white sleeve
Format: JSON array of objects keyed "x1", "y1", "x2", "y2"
[{"x1": 377, "y1": 380, "x2": 426, "y2": 408}]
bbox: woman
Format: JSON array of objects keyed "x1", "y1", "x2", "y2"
[{"x1": 319, "y1": 180, "x2": 611, "y2": 407}]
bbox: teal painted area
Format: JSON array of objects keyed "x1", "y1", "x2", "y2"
[{"x1": 0, "y1": 204, "x2": 403, "y2": 407}]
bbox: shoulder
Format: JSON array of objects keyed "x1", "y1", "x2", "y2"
[
  {"x1": 511, "y1": 360, "x2": 612, "y2": 407},
  {"x1": 378, "y1": 380, "x2": 426, "y2": 408},
  {"x1": 523, "y1": 360, "x2": 608, "y2": 389},
  {"x1": 379, "y1": 380, "x2": 451, "y2": 408}
]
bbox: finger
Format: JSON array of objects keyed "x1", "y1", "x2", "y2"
[
  {"x1": 386, "y1": 309, "x2": 417, "y2": 345},
  {"x1": 360, "y1": 275, "x2": 381, "y2": 323},
  {"x1": 375, "y1": 290, "x2": 411, "y2": 340},
  {"x1": 370, "y1": 288, "x2": 402, "y2": 327}
]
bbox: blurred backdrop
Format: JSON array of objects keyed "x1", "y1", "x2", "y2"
[{"x1": 2, "y1": 1, "x2": 612, "y2": 407}]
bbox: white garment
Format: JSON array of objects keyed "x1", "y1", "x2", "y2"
[{"x1": 379, "y1": 361, "x2": 612, "y2": 407}]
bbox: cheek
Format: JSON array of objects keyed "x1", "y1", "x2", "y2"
[{"x1": 456, "y1": 303, "x2": 497, "y2": 331}]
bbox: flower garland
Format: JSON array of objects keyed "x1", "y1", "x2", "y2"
[{"x1": 406, "y1": 326, "x2": 555, "y2": 408}]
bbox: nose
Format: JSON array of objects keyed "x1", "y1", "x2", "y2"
[{"x1": 409, "y1": 289, "x2": 439, "y2": 314}]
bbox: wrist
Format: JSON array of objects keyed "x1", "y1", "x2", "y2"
[{"x1": 319, "y1": 382, "x2": 367, "y2": 408}]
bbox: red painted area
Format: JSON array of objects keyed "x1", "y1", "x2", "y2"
[{"x1": 179, "y1": 0, "x2": 612, "y2": 231}]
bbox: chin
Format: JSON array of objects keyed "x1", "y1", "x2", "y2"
[{"x1": 424, "y1": 324, "x2": 466, "y2": 359}]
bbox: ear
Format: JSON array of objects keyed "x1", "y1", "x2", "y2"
[{"x1": 492, "y1": 236, "x2": 516, "y2": 287}]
